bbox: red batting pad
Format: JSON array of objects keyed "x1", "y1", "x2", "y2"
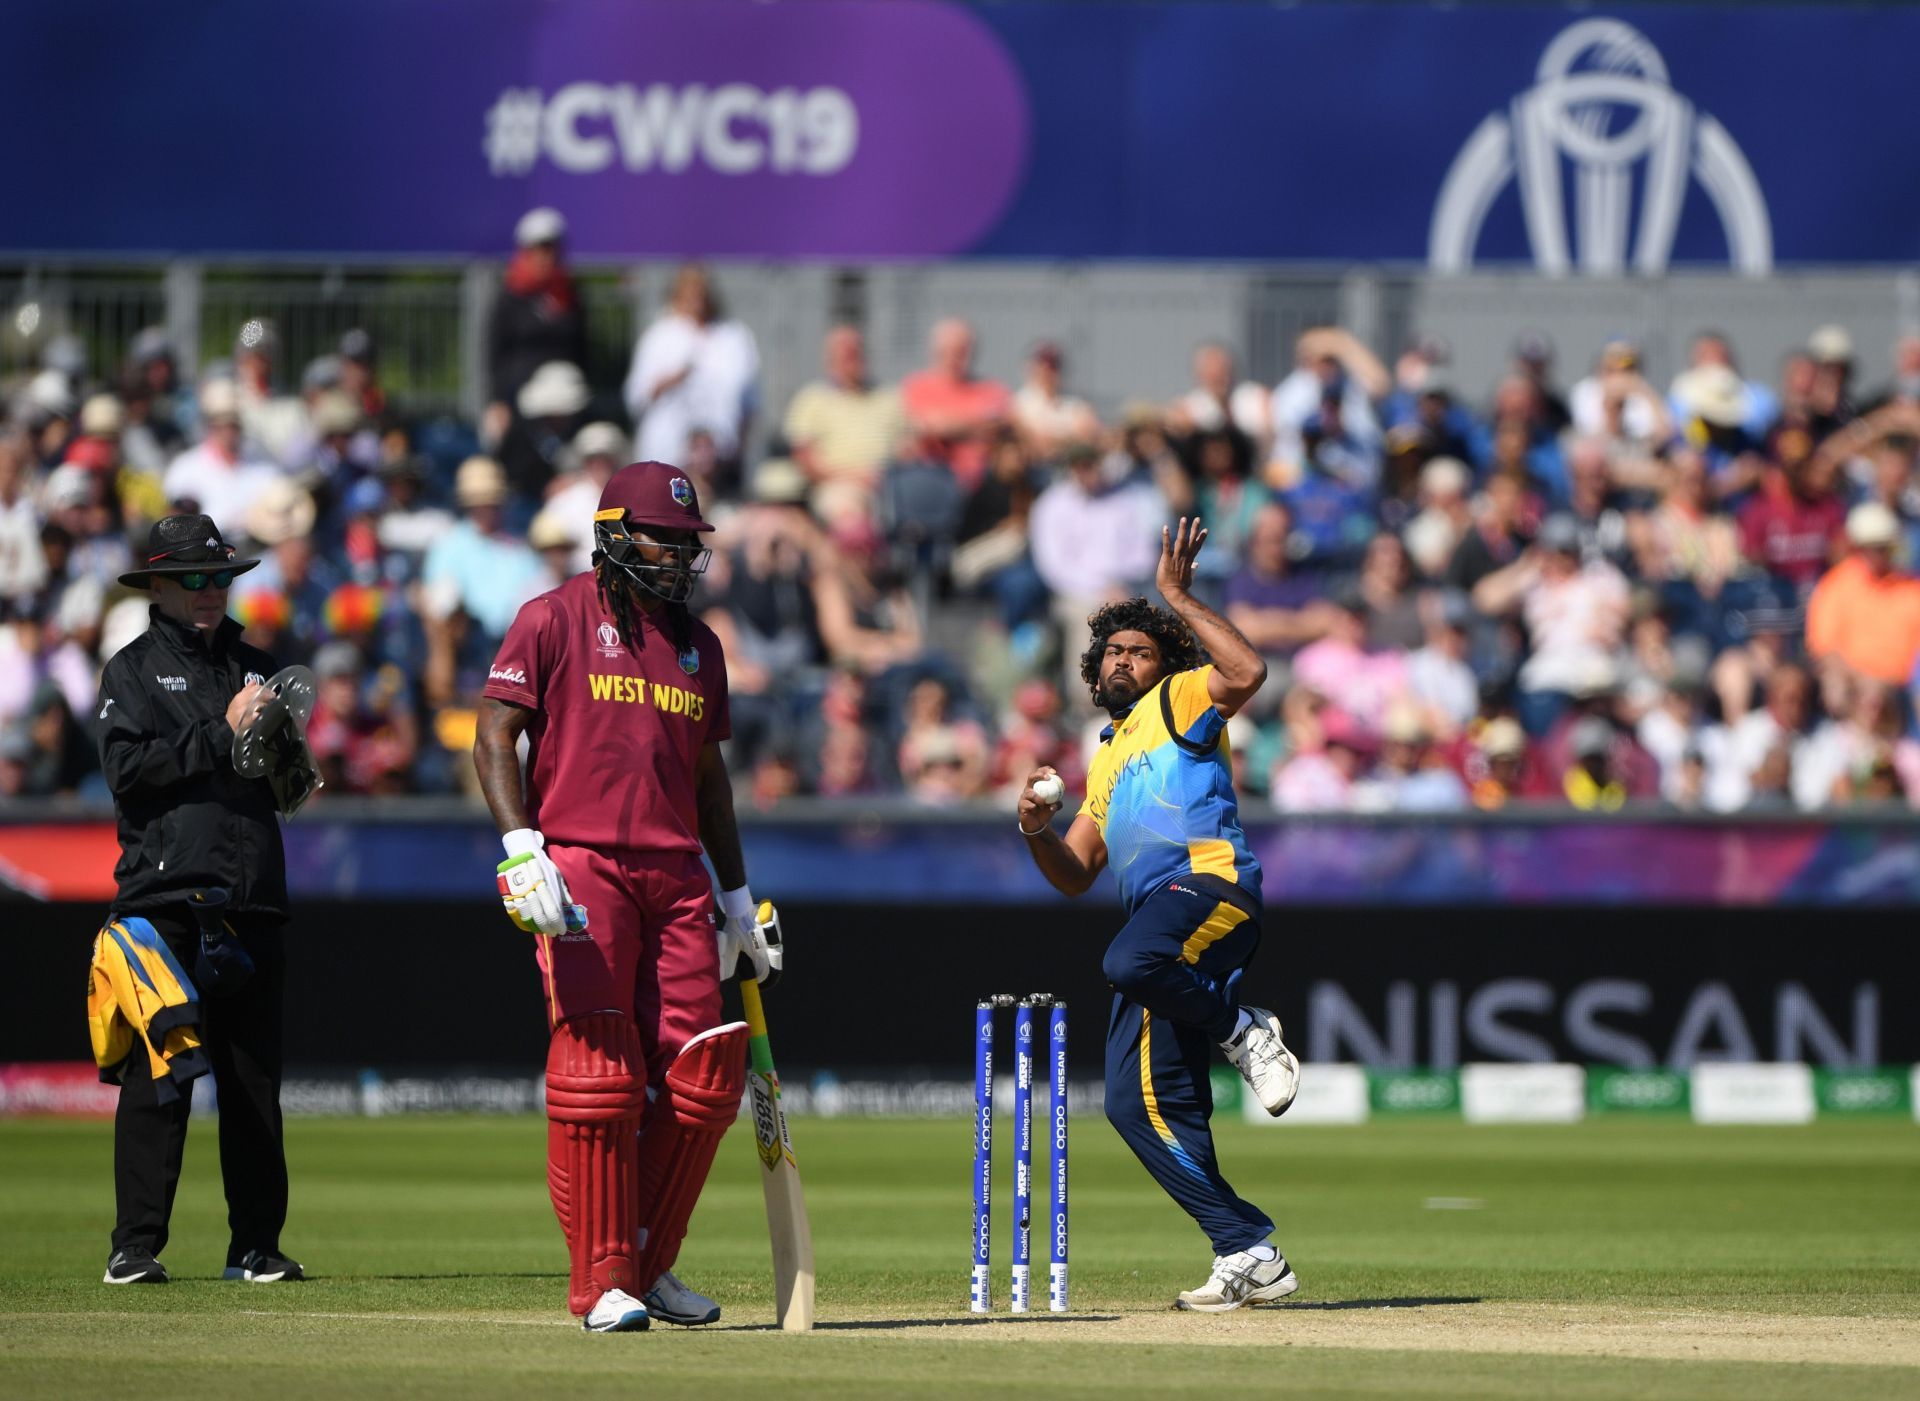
[
  {"x1": 634, "y1": 1021, "x2": 748, "y2": 1288},
  {"x1": 546, "y1": 1012, "x2": 648, "y2": 1315}
]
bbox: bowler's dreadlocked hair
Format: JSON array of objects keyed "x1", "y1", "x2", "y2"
[
  {"x1": 1079, "y1": 597, "x2": 1203, "y2": 703},
  {"x1": 594, "y1": 553, "x2": 692, "y2": 653}
]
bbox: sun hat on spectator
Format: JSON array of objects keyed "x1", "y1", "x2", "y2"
[
  {"x1": 1809, "y1": 325, "x2": 1855, "y2": 365},
  {"x1": 527, "y1": 507, "x2": 577, "y2": 552},
  {"x1": 515, "y1": 207, "x2": 567, "y2": 248},
  {"x1": 455, "y1": 455, "x2": 510, "y2": 508},
  {"x1": 517, "y1": 361, "x2": 590, "y2": 419},
  {"x1": 27, "y1": 368, "x2": 74, "y2": 419},
  {"x1": 1846, "y1": 501, "x2": 1900, "y2": 548},
  {"x1": 752, "y1": 455, "x2": 810, "y2": 506},
  {"x1": 246, "y1": 479, "x2": 318, "y2": 547},
  {"x1": 199, "y1": 378, "x2": 242, "y2": 423},
  {"x1": 79, "y1": 394, "x2": 123, "y2": 437},
  {"x1": 309, "y1": 391, "x2": 362, "y2": 437},
  {"x1": 570, "y1": 421, "x2": 630, "y2": 464},
  {"x1": 1420, "y1": 456, "x2": 1471, "y2": 499},
  {"x1": 1481, "y1": 717, "x2": 1527, "y2": 760},
  {"x1": 1673, "y1": 364, "x2": 1745, "y2": 429},
  {"x1": 301, "y1": 355, "x2": 345, "y2": 395}
]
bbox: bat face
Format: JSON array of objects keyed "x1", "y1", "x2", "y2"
[{"x1": 741, "y1": 977, "x2": 814, "y2": 1332}]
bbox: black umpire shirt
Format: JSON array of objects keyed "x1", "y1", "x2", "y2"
[{"x1": 96, "y1": 607, "x2": 288, "y2": 917}]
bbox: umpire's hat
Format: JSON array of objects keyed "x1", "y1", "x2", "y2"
[{"x1": 118, "y1": 514, "x2": 260, "y2": 589}]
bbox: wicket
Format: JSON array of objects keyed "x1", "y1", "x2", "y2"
[{"x1": 971, "y1": 993, "x2": 1068, "y2": 1313}]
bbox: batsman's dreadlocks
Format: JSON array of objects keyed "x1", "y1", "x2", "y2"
[
  {"x1": 592, "y1": 517, "x2": 703, "y2": 653},
  {"x1": 1080, "y1": 597, "x2": 1205, "y2": 706}
]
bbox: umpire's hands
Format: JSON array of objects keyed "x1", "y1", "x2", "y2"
[
  {"x1": 496, "y1": 828, "x2": 575, "y2": 936},
  {"x1": 717, "y1": 889, "x2": 783, "y2": 987}
]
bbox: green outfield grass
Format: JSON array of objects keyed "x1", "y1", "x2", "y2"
[{"x1": 2, "y1": 1114, "x2": 1916, "y2": 1399}]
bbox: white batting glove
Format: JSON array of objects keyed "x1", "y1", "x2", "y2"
[
  {"x1": 717, "y1": 886, "x2": 784, "y2": 987},
  {"x1": 496, "y1": 829, "x2": 575, "y2": 936}
]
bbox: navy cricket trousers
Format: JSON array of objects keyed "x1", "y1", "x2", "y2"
[{"x1": 1101, "y1": 874, "x2": 1275, "y2": 1256}]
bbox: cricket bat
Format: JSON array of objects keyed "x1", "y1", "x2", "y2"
[{"x1": 740, "y1": 961, "x2": 815, "y2": 1331}]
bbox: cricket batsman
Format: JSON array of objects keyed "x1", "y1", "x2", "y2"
[
  {"x1": 1017, "y1": 518, "x2": 1301, "y2": 1311},
  {"x1": 473, "y1": 460, "x2": 781, "y2": 1332}
]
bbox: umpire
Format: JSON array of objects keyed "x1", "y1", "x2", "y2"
[{"x1": 96, "y1": 513, "x2": 302, "y2": 1286}]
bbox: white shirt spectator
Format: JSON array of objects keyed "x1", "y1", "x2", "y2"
[
  {"x1": 1695, "y1": 710, "x2": 1793, "y2": 812},
  {"x1": 1518, "y1": 561, "x2": 1630, "y2": 694},
  {"x1": 1029, "y1": 465, "x2": 1165, "y2": 601},
  {"x1": 623, "y1": 312, "x2": 760, "y2": 465},
  {"x1": 0, "y1": 486, "x2": 45, "y2": 603},
  {"x1": 1406, "y1": 645, "x2": 1478, "y2": 731},
  {"x1": 163, "y1": 443, "x2": 285, "y2": 533}
]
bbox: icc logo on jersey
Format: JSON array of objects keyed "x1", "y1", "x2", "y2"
[{"x1": 595, "y1": 621, "x2": 621, "y2": 657}]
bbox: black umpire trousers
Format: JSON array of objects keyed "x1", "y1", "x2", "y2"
[{"x1": 111, "y1": 909, "x2": 289, "y2": 1266}]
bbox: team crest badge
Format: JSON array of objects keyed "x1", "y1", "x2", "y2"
[
  {"x1": 678, "y1": 645, "x2": 700, "y2": 675},
  {"x1": 670, "y1": 476, "x2": 694, "y2": 507}
]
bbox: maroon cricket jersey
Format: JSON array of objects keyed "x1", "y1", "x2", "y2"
[{"x1": 482, "y1": 573, "x2": 731, "y2": 853}]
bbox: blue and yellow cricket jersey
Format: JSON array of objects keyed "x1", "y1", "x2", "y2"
[{"x1": 1079, "y1": 665, "x2": 1262, "y2": 913}]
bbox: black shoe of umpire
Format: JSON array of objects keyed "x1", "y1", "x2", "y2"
[
  {"x1": 103, "y1": 1247, "x2": 169, "y2": 1284},
  {"x1": 223, "y1": 1249, "x2": 305, "y2": 1283}
]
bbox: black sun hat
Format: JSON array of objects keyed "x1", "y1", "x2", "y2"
[{"x1": 117, "y1": 513, "x2": 260, "y2": 589}]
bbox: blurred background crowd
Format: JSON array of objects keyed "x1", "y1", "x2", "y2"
[{"x1": 5, "y1": 208, "x2": 1920, "y2": 813}]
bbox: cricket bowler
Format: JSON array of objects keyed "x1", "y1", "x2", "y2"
[
  {"x1": 474, "y1": 459, "x2": 781, "y2": 1332},
  {"x1": 1016, "y1": 517, "x2": 1301, "y2": 1311}
]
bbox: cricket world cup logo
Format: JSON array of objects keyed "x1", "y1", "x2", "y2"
[{"x1": 1429, "y1": 18, "x2": 1771, "y2": 275}]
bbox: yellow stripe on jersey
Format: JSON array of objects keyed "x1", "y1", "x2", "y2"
[
  {"x1": 1180, "y1": 900, "x2": 1248, "y2": 965},
  {"x1": 1187, "y1": 838, "x2": 1239, "y2": 883}
]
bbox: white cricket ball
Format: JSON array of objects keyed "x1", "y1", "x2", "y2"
[{"x1": 1032, "y1": 775, "x2": 1065, "y2": 807}]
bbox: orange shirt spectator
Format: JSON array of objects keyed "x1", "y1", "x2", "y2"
[
  {"x1": 1806, "y1": 504, "x2": 1920, "y2": 684},
  {"x1": 899, "y1": 318, "x2": 1010, "y2": 492}
]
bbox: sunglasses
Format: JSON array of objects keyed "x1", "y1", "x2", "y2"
[{"x1": 175, "y1": 569, "x2": 237, "y2": 591}]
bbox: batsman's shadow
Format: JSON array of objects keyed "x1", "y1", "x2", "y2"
[
  {"x1": 1276, "y1": 1296, "x2": 1482, "y2": 1311},
  {"x1": 732, "y1": 1315, "x2": 1123, "y2": 1333}
]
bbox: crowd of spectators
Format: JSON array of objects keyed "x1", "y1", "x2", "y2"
[{"x1": 6, "y1": 209, "x2": 1920, "y2": 814}]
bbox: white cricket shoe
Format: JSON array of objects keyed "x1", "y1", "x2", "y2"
[
  {"x1": 644, "y1": 1269, "x2": 721, "y2": 1326},
  {"x1": 1175, "y1": 1246, "x2": 1299, "y2": 1312},
  {"x1": 583, "y1": 1287, "x2": 650, "y2": 1332},
  {"x1": 1221, "y1": 1006, "x2": 1299, "y2": 1116}
]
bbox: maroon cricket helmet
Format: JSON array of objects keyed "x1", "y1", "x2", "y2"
[{"x1": 595, "y1": 460, "x2": 714, "y2": 535}]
